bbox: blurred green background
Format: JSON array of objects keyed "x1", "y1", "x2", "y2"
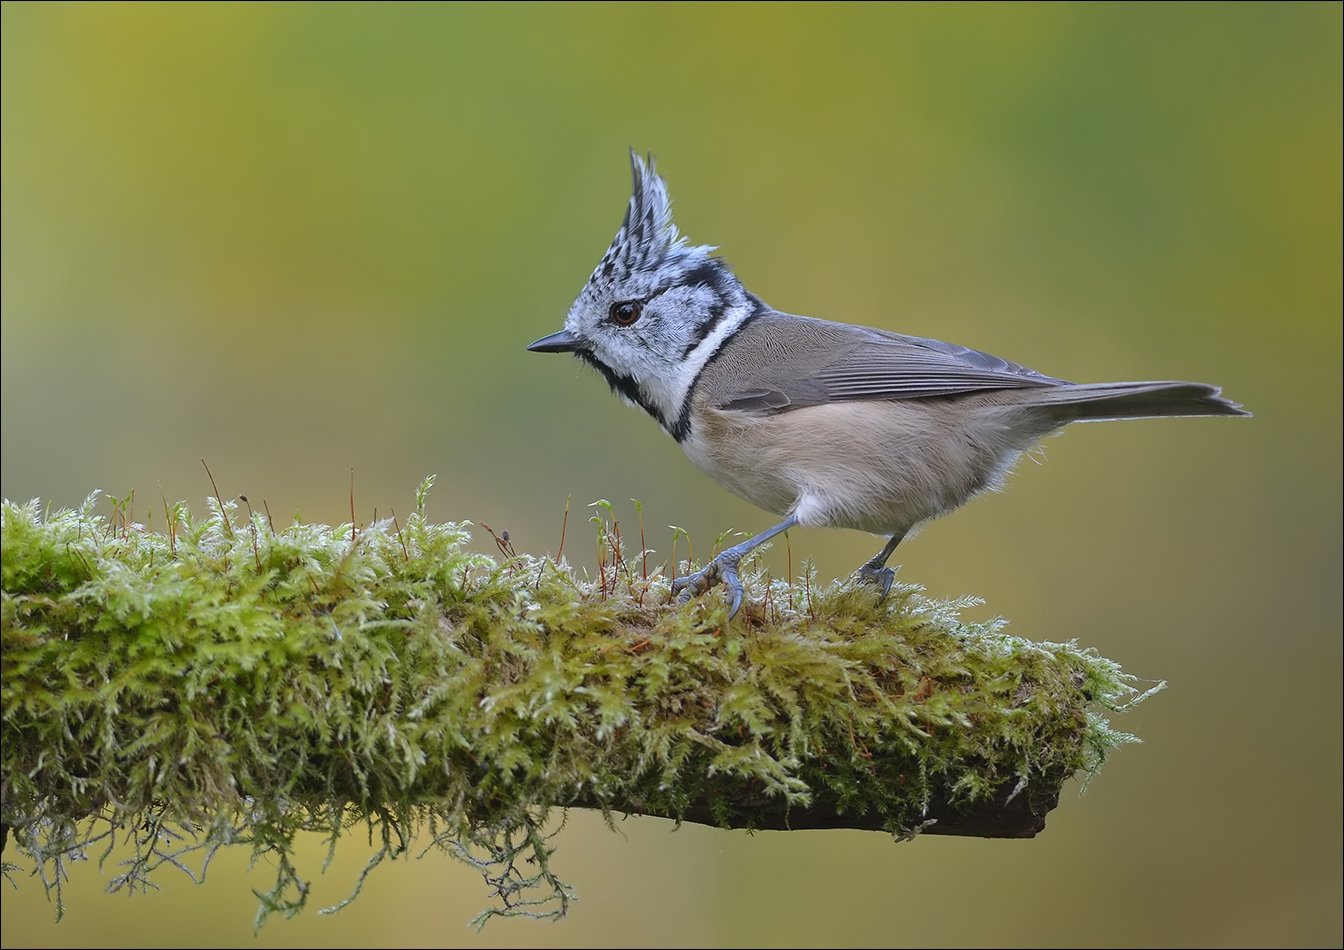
[{"x1": 2, "y1": 2, "x2": 1339, "y2": 946}]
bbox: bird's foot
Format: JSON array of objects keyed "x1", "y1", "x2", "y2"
[
  {"x1": 672, "y1": 553, "x2": 745, "y2": 619},
  {"x1": 856, "y1": 562, "x2": 896, "y2": 601}
]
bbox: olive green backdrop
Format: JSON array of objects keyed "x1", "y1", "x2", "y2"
[{"x1": 2, "y1": 3, "x2": 1340, "y2": 947}]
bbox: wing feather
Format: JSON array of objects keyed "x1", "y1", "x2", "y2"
[{"x1": 706, "y1": 312, "x2": 1065, "y2": 413}]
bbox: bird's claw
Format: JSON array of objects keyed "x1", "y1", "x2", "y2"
[
  {"x1": 672, "y1": 555, "x2": 745, "y2": 619},
  {"x1": 856, "y1": 563, "x2": 896, "y2": 601},
  {"x1": 670, "y1": 562, "x2": 715, "y2": 597}
]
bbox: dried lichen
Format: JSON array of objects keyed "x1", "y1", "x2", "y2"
[{"x1": 0, "y1": 479, "x2": 1159, "y2": 928}]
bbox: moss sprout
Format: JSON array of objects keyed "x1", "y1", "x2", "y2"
[{"x1": 1, "y1": 479, "x2": 1160, "y2": 928}]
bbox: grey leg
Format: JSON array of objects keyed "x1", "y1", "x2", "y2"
[
  {"x1": 855, "y1": 532, "x2": 905, "y2": 600},
  {"x1": 672, "y1": 515, "x2": 799, "y2": 619}
]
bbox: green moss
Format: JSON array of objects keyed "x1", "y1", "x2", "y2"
[{"x1": 0, "y1": 480, "x2": 1160, "y2": 928}]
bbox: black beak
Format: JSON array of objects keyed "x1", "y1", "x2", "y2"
[{"x1": 526, "y1": 329, "x2": 581, "y2": 353}]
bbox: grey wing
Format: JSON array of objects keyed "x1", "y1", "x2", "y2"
[{"x1": 711, "y1": 312, "x2": 1066, "y2": 413}]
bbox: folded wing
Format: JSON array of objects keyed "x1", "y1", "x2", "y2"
[{"x1": 710, "y1": 311, "x2": 1064, "y2": 413}]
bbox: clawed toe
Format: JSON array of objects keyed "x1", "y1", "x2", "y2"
[
  {"x1": 721, "y1": 563, "x2": 743, "y2": 618},
  {"x1": 666, "y1": 516, "x2": 799, "y2": 622},
  {"x1": 857, "y1": 564, "x2": 896, "y2": 601},
  {"x1": 672, "y1": 556, "x2": 745, "y2": 618},
  {"x1": 672, "y1": 562, "x2": 717, "y2": 599}
]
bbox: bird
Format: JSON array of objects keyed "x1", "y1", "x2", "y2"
[{"x1": 528, "y1": 152, "x2": 1248, "y2": 618}]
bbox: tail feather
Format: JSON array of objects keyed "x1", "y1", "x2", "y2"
[{"x1": 1030, "y1": 381, "x2": 1251, "y2": 423}]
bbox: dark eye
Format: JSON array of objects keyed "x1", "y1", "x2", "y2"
[{"x1": 609, "y1": 300, "x2": 643, "y2": 326}]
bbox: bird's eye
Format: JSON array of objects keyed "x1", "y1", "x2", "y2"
[{"x1": 609, "y1": 300, "x2": 643, "y2": 326}]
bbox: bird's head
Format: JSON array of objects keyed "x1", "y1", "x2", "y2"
[{"x1": 528, "y1": 152, "x2": 754, "y2": 437}]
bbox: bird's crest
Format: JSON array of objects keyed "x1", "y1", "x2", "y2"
[{"x1": 587, "y1": 151, "x2": 713, "y2": 288}]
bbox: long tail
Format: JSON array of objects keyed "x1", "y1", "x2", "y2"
[{"x1": 1028, "y1": 381, "x2": 1250, "y2": 423}]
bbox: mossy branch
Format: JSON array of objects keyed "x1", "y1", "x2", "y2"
[{"x1": 0, "y1": 480, "x2": 1160, "y2": 927}]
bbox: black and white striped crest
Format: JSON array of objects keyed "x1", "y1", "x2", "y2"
[{"x1": 589, "y1": 151, "x2": 705, "y2": 289}]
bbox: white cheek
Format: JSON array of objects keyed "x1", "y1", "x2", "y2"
[{"x1": 640, "y1": 364, "x2": 696, "y2": 417}]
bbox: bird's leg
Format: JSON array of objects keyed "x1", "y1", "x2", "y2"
[
  {"x1": 672, "y1": 515, "x2": 799, "y2": 619},
  {"x1": 855, "y1": 532, "x2": 906, "y2": 600}
]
